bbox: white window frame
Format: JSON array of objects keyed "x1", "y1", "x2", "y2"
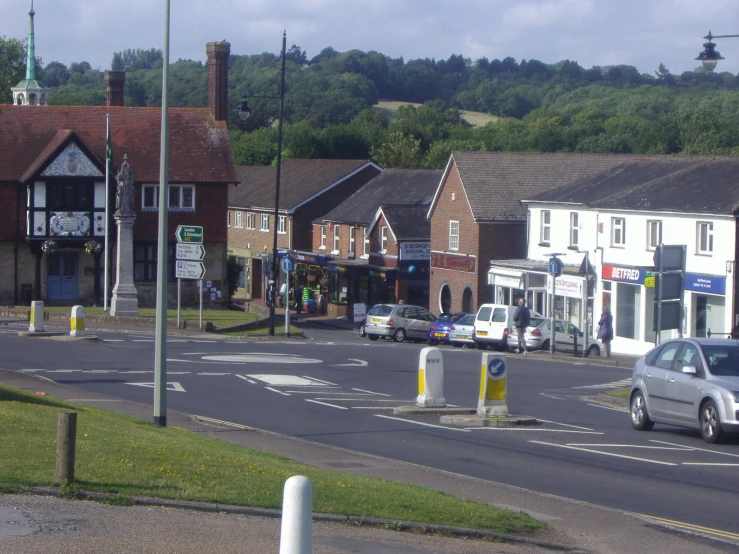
[
  {"x1": 278, "y1": 215, "x2": 287, "y2": 234},
  {"x1": 612, "y1": 217, "x2": 626, "y2": 247},
  {"x1": 142, "y1": 184, "x2": 195, "y2": 211},
  {"x1": 647, "y1": 220, "x2": 662, "y2": 250},
  {"x1": 363, "y1": 232, "x2": 369, "y2": 257},
  {"x1": 349, "y1": 226, "x2": 355, "y2": 254},
  {"x1": 697, "y1": 221, "x2": 714, "y2": 254},
  {"x1": 235, "y1": 211, "x2": 244, "y2": 228},
  {"x1": 381, "y1": 226, "x2": 389, "y2": 252},
  {"x1": 540, "y1": 210, "x2": 551, "y2": 244},
  {"x1": 227, "y1": 211, "x2": 231, "y2": 227},
  {"x1": 333, "y1": 224, "x2": 340, "y2": 252},
  {"x1": 449, "y1": 220, "x2": 459, "y2": 251},
  {"x1": 246, "y1": 212, "x2": 256, "y2": 230},
  {"x1": 260, "y1": 213, "x2": 270, "y2": 232},
  {"x1": 569, "y1": 212, "x2": 579, "y2": 247},
  {"x1": 319, "y1": 225, "x2": 327, "y2": 249}
]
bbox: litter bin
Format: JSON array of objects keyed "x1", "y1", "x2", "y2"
[{"x1": 21, "y1": 284, "x2": 32, "y2": 305}]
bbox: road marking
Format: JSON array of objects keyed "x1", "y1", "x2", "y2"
[
  {"x1": 315, "y1": 398, "x2": 409, "y2": 402},
  {"x1": 125, "y1": 382, "x2": 186, "y2": 392},
  {"x1": 573, "y1": 378, "x2": 632, "y2": 390},
  {"x1": 195, "y1": 415, "x2": 255, "y2": 430},
  {"x1": 196, "y1": 372, "x2": 231, "y2": 376},
  {"x1": 120, "y1": 371, "x2": 151, "y2": 374},
  {"x1": 529, "y1": 440, "x2": 677, "y2": 466},
  {"x1": 303, "y1": 376, "x2": 337, "y2": 385},
  {"x1": 248, "y1": 375, "x2": 327, "y2": 386},
  {"x1": 537, "y1": 419, "x2": 594, "y2": 431},
  {"x1": 650, "y1": 440, "x2": 739, "y2": 458},
  {"x1": 265, "y1": 387, "x2": 290, "y2": 396},
  {"x1": 168, "y1": 372, "x2": 192, "y2": 375},
  {"x1": 375, "y1": 414, "x2": 470, "y2": 432},
  {"x1": 235, "y1": 375, "x2": 256, "y2": 383},
  {"x1": 334, "y1": 359, "x2": 369, "y2": 367},
  {"x1": 352, "y1": 388, "x2": 391, "y2": 396},
  {"x1": 192, "y1": 340, "x2": 217, "y2": 343},
  {"x1": 636, "y1": 513, "x2": 739, "y2": 541},
  {"x1": 204, "y1": 354, "x2": 322, "y2": 364},
  {"x1": 539, "y1": 393, "x2": 565, "y2": 400},
  {"x1": 46, "y1": 369, "x2": 82, "y2": 373},
  {"x1": 132, "y1": 339, "x2": 154, "y2": 342},
  {"x1": 586, "y1": 403, "x2": 629, "y2": 413},
  {"x1": 103, "y1": 339, "x2": 124, "y2": 342},
  {"x1": 682, "y1": 463, "x2": 739, "y2": 466},
  {"x1": 352, "y1": 406, "x2": 398, "y2": 409},
  {"x1": 567, "y1": 444, "x2": 692, "y2": 450},
  {"x1": 306, "y1": 399, "x2": 347, "y2": 409},
  {"x1": 283, "y1": 389, "x2": 341, "y2": 393},
  {"x1": 473, "y1": 429, "x2": 604, "y2": 434}
]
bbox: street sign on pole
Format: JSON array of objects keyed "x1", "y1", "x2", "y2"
[
  {"x1": 175, "y1": 225, "x2": 203, "y2": 244},
  {"x1": 176, "y1": 243, "x2": 205, "y2": 261},
  {"x1": 175, "y1": 260, "x2": 206, "y2": 280},
  {"x1": 282, "y1": 256, "x2": 294, "y2": 273}
]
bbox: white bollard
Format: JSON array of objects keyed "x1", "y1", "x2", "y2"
[
  {"x1": 477, "y1": 352, "x2": 508, "y2": 417},
  {"x1": 29, "y1": 300, "x2": 45, "y2": 333},
  {"x1": 70, "y1": 305, "x2": 86, "y2": 337},
  {"x1": 279, "y1": 475, "x2": 313, "y2": 554},
  {"x1": 417, "y1": 346, "x2": 445, "y2": 407}
]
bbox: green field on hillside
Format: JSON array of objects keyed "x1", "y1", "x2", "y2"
[{"x1": 374, "y1": 100, "x2": 499, "y2": 126}]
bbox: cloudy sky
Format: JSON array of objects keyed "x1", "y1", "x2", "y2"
[{"x1": 3, "y1": 0, "x2": 739, "y2": 76}]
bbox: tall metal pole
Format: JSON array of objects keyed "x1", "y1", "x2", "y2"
[
  {"x1": 104, "y1": 113, "x2": 110, "y2": 311},
  {"x1": 550, "y1": 274, "x2": 556, "y2": 354},
  {"x1": 153, "y1": 0, "x2": 171, "y2": 427},
  {"x1": 269, "y1": 31, "x2": 287, "y2": 337},
  {"x1": 656, "y1": 243, "x2": 664, "y2": 346}
]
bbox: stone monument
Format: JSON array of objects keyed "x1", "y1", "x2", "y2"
[{"x1": 110, "y1": 155, "x2": 139, "y2": 316}]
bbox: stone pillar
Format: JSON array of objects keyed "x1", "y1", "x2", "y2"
[{"x1": 110, "y1": 155, "x2": 139, "y2": 317}]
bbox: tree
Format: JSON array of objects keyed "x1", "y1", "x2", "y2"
[
  {"x1": 0, "y1": 35, "x2": 27, "y2": 103},
  {"x1": 43, "y1": 61, "x2": 70, "y2": 87},
  {"x1": 370, "y1": 132, "x2": 422, "y2": 168}
]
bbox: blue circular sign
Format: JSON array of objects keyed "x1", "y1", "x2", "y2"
[{"x1": 487, "y1": 358, "x2": 506, "y2": 380}]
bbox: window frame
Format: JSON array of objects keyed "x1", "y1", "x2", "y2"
[
  {"x1": 278, "y1": 215, "x2": 287, "y2": 235},
  {"x1": 381, "y1": 226, "x2": 389, "y2": 252},
  {"x1": 612, "y1": 217, "x2": 626, "y2": 247},
  {"x1": 363, "y1": 232, "x2": 369, "y2": 257},
  {"x1": 540, "y1": 210, "x2": 551, "y2": 244},
  {"x1": 569, "y1": 212, "x2": 579, "y2": 247},
  {"x1": 134, "y1": 242, "x2": 175, "y2": 282},
  {"x1": 697, "y1": 221, "x2": 714, "y2": 255},
  {"x1": 246, "y1": 212, "x2": 256, "y2": 230},
  {"x1": 235, "y1": 210, "x2": 243, "y2": 228},
  {"x1": 349, "y1": 226, "x2": 355, "y2": 255},
  {"x1": 333, "y1": 224, "x2": 340, "y2": 252},
  {"x1": 449, "y1": 220, "x2": 459, "y2": 251},
  {"x1": 319, "y1": 225, "x2": 327, "y2": 249},
  {"x1": 260, "y1": 213, "x2": 270, "y2": 232},
  {"x1": 142, "y1": 184, "x2": 195, "y2": 211},
  {"x1": 647, "y1": 220, "x2": 662, "y2": 251}
]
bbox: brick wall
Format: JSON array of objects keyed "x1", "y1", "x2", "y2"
[
  {"x1": 368, "y1": 214, "x2": 399, "y2": 265},
  {"x1": 0, "y1": 182, "x2": 20, "y2": 241},
  {"x1": 228, "y1": 209, "x2": 291, "y2": 254}
]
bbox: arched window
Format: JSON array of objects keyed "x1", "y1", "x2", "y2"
[
  {"x1": 29, "y1": 93, "x2": 37, "y2": 105},
  {"x1": 16, "y1": 94, "x2": 24, "y2": 105},
  {"x1": 462, "y1": 287, "x2": 473, "y2": 314},
  {"x1": 439, "y1": 284, "x2": 451, "y2": 313}
]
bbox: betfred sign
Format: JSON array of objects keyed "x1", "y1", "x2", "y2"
[{"x1": 602, "y1": 264, "x2": 645, "y2": 284}]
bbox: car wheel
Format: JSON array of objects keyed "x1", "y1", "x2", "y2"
[
  {"x1": 630, "y1": 391, "x2": 654, "y2": 431},
  {"x1": 587, "y1": 344, "x2": 601, "y2": 357},
  {"x1": 700, "y1": 400, "x2": 725, "y2": 444},
  {"x1": 359, "y1": 322, "x2": 366, "y2": 337},
  {"x1": 541, "y1": 340, "x2": 550, "y2": 352},
  {"x1": 428, "y1": 339, "x2": 438, "y2": 346},
  {"x1": 392, "y1": 328, "x2": 406, "y2": 342},
  {"x1": 368, "y1": 334, "x2": 379, "y2": 341},
  {"x1": 452, "y1": 343, "x2": 461, "y2": 348}
]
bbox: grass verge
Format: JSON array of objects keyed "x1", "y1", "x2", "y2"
[
  {"x1": 0, "y1": 384, "x2": 544, "y2": 534},
  {"x1": 603, "y1": 388, "x2": 630, "y2": 399}
]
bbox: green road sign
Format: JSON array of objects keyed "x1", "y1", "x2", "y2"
[{"x1": 175, "y1": 225, "x2": 203, "y2": 244}]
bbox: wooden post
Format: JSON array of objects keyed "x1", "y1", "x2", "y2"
[{"x1": 56, "y1": 412, "x2": 77, "y2": 484}]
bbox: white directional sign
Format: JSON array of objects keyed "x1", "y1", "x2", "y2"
[
  {"x1": 176, "y1": 260, "x2": 206, "y2": 280},
  {"x1": 176, "y1": 243, "x2": 206, "y2": 261}
]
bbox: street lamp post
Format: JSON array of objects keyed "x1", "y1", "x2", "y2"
[
  {"x1": 238, "y1": 32, "x2": 287, "y2": 337},
  {"x1": 695, "y1": 31, "x2": 739, "y2": 71},
  {"x1": 568, "y1": 246, "x2": 593, "y2": 356}
]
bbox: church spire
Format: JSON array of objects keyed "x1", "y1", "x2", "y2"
[
  {"x1": 26, "y1": 1, "x2": 37, "y2": 81},
  {"x1": 12, "y1": 0, "x2": 49, "y2": 106}
]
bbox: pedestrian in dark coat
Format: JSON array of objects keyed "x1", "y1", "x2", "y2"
[
  {"x1": 512, "y1": 298, "x2": 531, "y2": 354},
  {"x1": 597, "y1": 309, "x2": 614, "y2": 357}
]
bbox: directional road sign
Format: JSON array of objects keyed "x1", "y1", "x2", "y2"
[
  {"x1": 282, "y1": 256, "x2": 294, "y2": 272},
  {"x1": 176, "y1": 243, "x2": 206, "y2": 261},
  {"x1": 175, "y1": 260, "x2": 206, "y2": 280},
  {"x1": 175, "y1": 225, "x2": 203, "y2": 244}
]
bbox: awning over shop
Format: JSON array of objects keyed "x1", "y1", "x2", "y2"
[
  {"x1": 280, "y1": 250, "x2": 334, "y2": 267},
  {"x1": 488, "y1": 267, "x2": 524, "y2": 288},
  {"x1": 327, "y1": 259, "x2": 397, "y2": 280}
]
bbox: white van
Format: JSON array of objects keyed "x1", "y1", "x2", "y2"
[{"x1": 473, "y1": 303, "x2": 540, "y2": 350}]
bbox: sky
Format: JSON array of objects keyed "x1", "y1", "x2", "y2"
[{"x1": 3, "y1": 0, "x2": 739, "y2": 77}]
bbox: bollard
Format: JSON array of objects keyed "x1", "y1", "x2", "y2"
[
  {"x1": 280, "y1": 475, "x2": 313, "y2": 554},
  {"x1": 29, "y1": 300, "x2": 45, "y2": 333},
  {"x1": 70, "y1": 305, "x2": 86, "y2": 337},
  {"x1": 56, "y1": 411, "x2": 77, "y2": 484},
  {"x1": 477, "y1": 352, "x2": 508, "y2": 417},
  {"x1": 417, "y1": 346, "x2": 445, "y2": 407}
]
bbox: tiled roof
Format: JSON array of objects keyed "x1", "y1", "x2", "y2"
[
  {"x1": 441, "y1": 151, "x2": 640, "y2": 222},
  {"x1": 530, "y1": 156, "x2": 739, "y2": 215},
  {"x1": 231, "y1": 159, "x2": 375, "y2": 211},
  {"x1": 380, "y1": 205, "x2": 430, "y2": 241},
  {"x1": 316, "y1": 169, "x2": 442, "y2": 225},
  {"x1": 0, "y1": 105, "x2": 237, "y2": 184}
]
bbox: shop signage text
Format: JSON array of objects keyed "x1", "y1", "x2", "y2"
[
  {"x1": 400, "y1": 242, "x2": 430, "y2": 261},
  {"x1": 602, "y1": 264, "x2": 645, "y2": 284},
  {"x1": 431, "y1": 252, "x2": 476, "y2": 273},
  {"x1": 685, "y1": 273, "x2": 726, "y2": 295},
  {"x1": 547, "y1": 275, "x2": 583, "y2": 299}
]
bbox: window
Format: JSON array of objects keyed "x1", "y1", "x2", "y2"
[
  {"x1": 569, "y1": 212, "x2": 579, "y2": 246},
  {"x1": 363, "y1": 233, "x2": 369, "y2": 256},
  {"x1": 319, "y1": 225, "x2": 327, "y2": 249},
  {"x1": 134, "y1": 243, "x2": 174, "y2": 281},
  {"x1": 227, "y1": 211, "x2": 230, "y2": 227},
  {"x1": 278, "y1": 215, "x2": 287, "y2": 234},
  {"x1": 48, "y1": 183, "x2": 94, "y2": 211},
  {"x1": 654, "y1": 342, "x2": 681, "y2": 370},
  {"x1": 333, "y1": 224, "x2": 340, "y2": 251},
  {"x1": 246, "y1": 212, "x2": 256, "y2": 230},
  {"x1": 612, "y1": 217, "x2": 625, "y2": 246},
  {"x1": 235, "y1": 211, "x2": 243, "y2": 228},
  {"x1": 647, "y1": 220, "x2": 661, "y2": 250},
  {"x1": 349, "y1": 226, "x2": 355, "y2": 254},
  {"x1": 381, "y1": 226, "x2": 389, "y2": 251},
  {"x1": 260, "y1": 213, "x2": 269, "y2": 232},
  {"x1": 540, "y1": 211, "x2": 551, "y2": 244},
  {"x1": 697, "y1": 222, "x2": 714, "y2": 254},
  {"x1": 449, "y1": 220, "x2": 459, "y2": 251},
  {"x1": 142, "y1": 185, "x2": 194, "y2": 211}
]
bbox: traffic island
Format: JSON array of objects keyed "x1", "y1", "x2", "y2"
[{"x1": 439, "y1": 413, "x2": 538, "y2": 428}]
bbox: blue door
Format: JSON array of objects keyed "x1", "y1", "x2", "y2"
[{"x1": 47, "y1": 252, "x2": 79, "y2": 302}]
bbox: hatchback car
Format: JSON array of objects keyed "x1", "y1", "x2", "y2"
[
  {"x1": 427, "y1": 312, "x2": 466, "y2": 345},
  {"x1": 448, "y1": 314, "x2": 476, "y2": 347},
  {"x1": 507, "y1": 317, "x2": 601, "y2": 356},
  {"x1": 630, "y1": 338, "x2": 739, "y2": 443},
  {"x1": 363, "y1": 304, "x2": 436, "y2": 342}
]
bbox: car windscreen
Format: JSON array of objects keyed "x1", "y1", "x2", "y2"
[
  {"x1": 456, "y1": 315, "x2": 475, "y2": 326},
  {"x1": 368, "y1": 305, "x2": 393, "y2": 317},
  {"x1": 702, "y1": 344, "x2": 739, "y2": 376},
  {"x1": 438, "y1": 313, "x2": 461, "y2": 322}
]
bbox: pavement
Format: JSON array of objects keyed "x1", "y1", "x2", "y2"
[{"x1": 1, "y1": 313, "x2": 737, "y2": 553}]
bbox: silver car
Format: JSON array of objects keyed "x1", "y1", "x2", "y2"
[
  {"x1": 630, "y1": 338, "x2": 739, "y2": 443},
  {"x1": 448, "y1": 314, "x2": 476, "y2": 347},
  {"x1": 507, "y1": 317, "x2": 602, "y2": 357},
  {"x1": 363, "y1": 304, "x2": 436, "y2": 342}
]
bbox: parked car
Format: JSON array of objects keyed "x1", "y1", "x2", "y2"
[
  {"x1": 363, "y1": 304, "x2": 436, "y2": 342},
  {"x1": 358, "y1": 317, "x2": 366, "y2": 337},
  {"x1": 630, "y1": 338, "x2": 739, "y2": 443},
  {"x1": 473, "y1": 304, "x2": 541, "y2": 350},
  {"x1": 448, "y1": 314, "x2": 476, "y2": 348},
  {"x1": 427, "y1": 312, "x2": 466, "y2": 345},
  {"x1": 507, "y1": 317, "x2": 602, "y2": 356}
]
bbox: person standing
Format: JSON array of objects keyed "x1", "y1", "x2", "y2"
[
  {"x1": 597, "y1": 308, "x2": 614, "y2": 357},
  {"x1": 513, "y1": 298, "x2": 531, "y2": 354}
]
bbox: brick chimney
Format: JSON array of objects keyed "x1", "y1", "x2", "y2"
[
  {"x1": 104, "y1": 70, "x2": 125, "y2": 107},
  {"x1": 206, "y1": 41, "x2": 231, "y2": 121}
]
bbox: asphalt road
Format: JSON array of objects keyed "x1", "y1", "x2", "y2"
[{"x1": 3, "y1": 322, "x2": 739, "y2": 537}]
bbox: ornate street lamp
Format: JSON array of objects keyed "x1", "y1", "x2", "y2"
[
  {"x1": 238, "y1": 32, "x2": 287, "y2": 337},
  {"x1": 695, "y1": 31, "x2": 739, "y2": 71}
]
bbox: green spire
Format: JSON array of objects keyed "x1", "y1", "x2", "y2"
[{"x1": 26, "y1": 0, "x2": 36, "y2": 81}]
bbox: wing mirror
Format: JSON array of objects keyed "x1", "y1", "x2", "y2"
[{"x1": 681, "y1": 365, "x2": 698, "y2": 375}]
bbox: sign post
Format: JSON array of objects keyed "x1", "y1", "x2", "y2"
[
  {"x1": 282, "y1": 256, "x2": 293, "y2": 337},
  {"x1": 175, "y1": 226, "x2": 205, "y2": 331},
  {"x1": 547, "y1": 255, "x2": 564, "y2": 354}
]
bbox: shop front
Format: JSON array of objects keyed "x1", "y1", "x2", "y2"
[
  {"x1": 684, "y1": 273, "x2": 727, "y2": 338},
  {"x1": 276, "y1": 250, "x2": 333, "y2": 314},
  {"x1": 326, "y1": 260, "x2": 397, "y2": 318}
]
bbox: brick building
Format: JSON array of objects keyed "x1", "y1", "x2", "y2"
[{"x1": 227, "y1": 159, "x2": 381, "y2": 300}]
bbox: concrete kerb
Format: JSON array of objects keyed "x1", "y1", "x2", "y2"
[
  {"x1": 17, "y1": 330, "x2": 100, "y2": 342},
  {"x1": 4, "y1": 485, "x2": 586, "y2": 552}
]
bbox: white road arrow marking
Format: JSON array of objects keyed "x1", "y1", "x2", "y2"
[
  {"x1": 125, "y1": 382, "x2": 186, "y2": 392},
  {"x1": 334, "y1": 359, "x2": 369, "y2": 367}
]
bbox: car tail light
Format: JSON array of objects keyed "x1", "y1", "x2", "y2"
[
  {"x1": 386, "y1": 319, "x2": 394, "y2": 326},
  {"x1": 450, "y1": 325, "x2": 456, "y2": 330},
  {"x1": 503, "y1": 328, "x2": 508, "y2": 339},
  {"x1": 531, "y1": 329, "x2": 541, "y2": 337}
]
